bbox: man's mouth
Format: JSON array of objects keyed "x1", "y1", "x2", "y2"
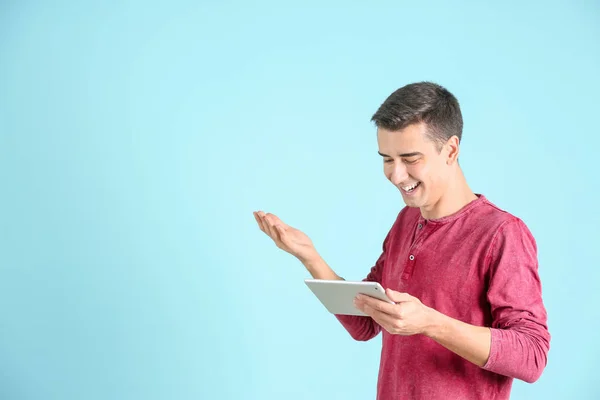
[{"x1": 401, "y1": 182, "x2": 421, "y2": 193}]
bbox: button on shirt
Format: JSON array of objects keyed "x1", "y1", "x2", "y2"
[{"x1": 336, "y1": 194, "x2": 550, "y2": 400}]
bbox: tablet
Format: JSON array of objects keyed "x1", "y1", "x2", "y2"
[{"x1": 304, "y1": 279, "x2": 395, "y2": 316}]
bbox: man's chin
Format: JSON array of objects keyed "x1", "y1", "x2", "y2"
[
  {"x1": 401, "y1": 190, "x2": 427, "y2": 206},
  {"x1": 401, "y1": 197, "x2": 423, "y2": 208}
]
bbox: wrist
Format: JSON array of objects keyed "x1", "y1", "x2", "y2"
[
  {"x1": 423, "y1": 306, "x2": 447, "y2": 339},
  {"x1": 299, "y1": 251, "x2": 321, "y2": 268},
  {"x1": 301, "y1": 254, "x2": 340, "y2": 280}
]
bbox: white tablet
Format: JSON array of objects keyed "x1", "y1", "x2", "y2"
[{"x1": 304, "y1": 279, "x2": 395, "y2": 316}]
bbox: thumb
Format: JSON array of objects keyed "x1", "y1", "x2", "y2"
[{"x1": 385, "y1": 288, "x2": 414, "y2": 303}]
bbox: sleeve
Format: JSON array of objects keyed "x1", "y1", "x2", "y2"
[
  {"x1": 482, "y1": 217, "x2": 551, "y2": 383},
  {"x1": 333, "y1": 225, "x2": 393, "y2": 341}
]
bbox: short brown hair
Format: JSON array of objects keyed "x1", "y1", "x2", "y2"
[{"x1": 371, "y1": 82, "x2": 463, "y2": 151}]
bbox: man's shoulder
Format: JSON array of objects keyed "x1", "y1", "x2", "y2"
[
  {"x1": 474, "y1": 195, "x2": 533, "y2": 236},
  {"x1": 477, "y1": 196, "x2": 516, "y2": 223}
]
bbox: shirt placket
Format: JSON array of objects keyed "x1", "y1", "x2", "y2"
[{"x1": 401, "y1": 218, "x2": 431, "y2": 281}]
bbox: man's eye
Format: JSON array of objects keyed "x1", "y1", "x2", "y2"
[
  {"x1": 403, "y1": 159, "x2": 418, "y2": 164},
  {"x1": 384, "y1": 159, "x2": 394, "y2": 163}
]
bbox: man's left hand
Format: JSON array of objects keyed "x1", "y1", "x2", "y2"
[{"x1": 354, "y1": 288, "x2": 437, "y2": 336}]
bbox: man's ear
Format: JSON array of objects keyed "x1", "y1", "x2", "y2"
[{"x1": 445, "y1": 135, "x2": 460, "y2": 165}]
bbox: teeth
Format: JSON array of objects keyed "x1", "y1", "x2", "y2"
[{"x1": 402, "y1": 182, "x2": 419, "y2": 191}]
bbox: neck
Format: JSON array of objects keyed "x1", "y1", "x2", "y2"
[{"x1": 420, "y1": 168, "x2": 478, "y2": 220}]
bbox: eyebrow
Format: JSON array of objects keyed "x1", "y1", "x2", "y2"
[{"x1": 378, "y1": 151, "x2": 423, "y2": 158}]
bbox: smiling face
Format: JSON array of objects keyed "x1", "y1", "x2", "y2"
[{"x1": 377, "y1": 122, "x2": 459, "y2": 211}]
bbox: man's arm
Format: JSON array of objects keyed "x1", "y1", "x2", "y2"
[
  {"x1": 478, "y1": 218, "x2": 550, "y2": 383},
  {"x1": 301, "y1": 256, "x2": 343, "y2": 281},
  {"x1": 304, "y1": 252, "x2": 385, "y2": 342},
  {"x1": 253, "y1": 209, "x2": 392, "y2": 342},
  {"x1": 424, "y1": 310, "x2": 491, "y2": 367},
  {"x1": 306, "y1": 225, "x2": 397, "y2": 342},
  {"x1": 355, "y1": 290, "x2": 492, "y2": 364}
]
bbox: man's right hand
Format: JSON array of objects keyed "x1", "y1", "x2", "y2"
[
  {"x1": 253, "y1": 210, "x2": 342, "y2": 281},
  {"x1": 253, "y1": 211, "x2": 319, "y2": 263}
]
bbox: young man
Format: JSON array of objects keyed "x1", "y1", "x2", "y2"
[{"x1": 253, "y1": 82, "x2": 550, "y2": 400}]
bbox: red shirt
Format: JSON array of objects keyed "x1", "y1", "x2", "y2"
[{"x1": 336, "y1": 195, "x2": 550, "y2": 400}]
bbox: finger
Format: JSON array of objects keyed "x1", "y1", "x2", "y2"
[
  {"x1": 256, "y1": 212, "x2": 271, "y2": 236},
  {"x1": 256, "y1": 212, "x2": 272, "y2": 237},
  {"x1": 270, "y1": 222, "x2": 285, "y2": 243},
  {"x1": 358, "y1": 300, "x2": 398, "y2": 327},
  {"x1": 274, "y1": 224, "x2": 287, "y2": 243},
  {"x1": 356, "y1": 294, "x2": 398, "y2": 316},
  {"x1": 385, "y1": 289, "x2": 415, "y2": 303},
  {"x1": 268, "y1": 214, "x2": 287, "y2": 228},
  {"x1": 254, "y1": 212, "x2": 266, "y2": 232},
  {"x1": 264, "y1": 214, "x2": 283, "y2": 245},
  {"x1": 263, "y1": 214, "x2": 276, "y2": 238}
]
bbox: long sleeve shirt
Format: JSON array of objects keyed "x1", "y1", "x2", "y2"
[{"x1": 336, "y1": 194, "x2": 550, "y2": 400}]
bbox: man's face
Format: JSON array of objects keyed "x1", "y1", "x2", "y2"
[{"x1": 377, "y1": 123, "x2": 455, "y2": 209}]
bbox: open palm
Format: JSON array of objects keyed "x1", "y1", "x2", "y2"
[{"x1": 253, "y1": 211, "x2": 317, "y2": 262}]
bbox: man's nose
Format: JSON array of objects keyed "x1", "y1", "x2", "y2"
[{"x1": 390, "y1": 163, "x2": 409, "y2": 186}]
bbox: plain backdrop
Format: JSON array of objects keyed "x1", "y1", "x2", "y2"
[{"x1": 1, "y1": 1, "x2": 599, "y2": 399}]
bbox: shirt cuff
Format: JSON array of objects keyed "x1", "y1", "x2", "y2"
[{"x1": 482, "y1": 327, "x2": 500, "y2": 371}]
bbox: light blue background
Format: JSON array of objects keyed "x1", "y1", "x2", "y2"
[{"x1": 1, "y1": 1, "x2": 598, "y2": 399}]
